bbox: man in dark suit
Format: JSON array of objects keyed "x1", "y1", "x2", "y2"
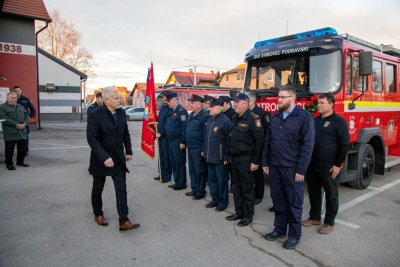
[{"x1": 86, "y1": 86, "x2": 140, "y2": 231}]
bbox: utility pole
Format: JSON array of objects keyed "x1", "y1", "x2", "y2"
[{"x1": 184, "y1": 59, "x2": 197, "y2": 85}]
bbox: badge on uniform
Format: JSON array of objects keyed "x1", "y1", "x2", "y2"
[
  {"x1": 181, "y1": 115, "x2": 187, "y2": 121},
  {"x1": 255, "y1": 119, "x2": 261, "y2": 127},
  {"x1": 324, "y1": 121, "x2": 331, "y2": 128},
  {"x1": 173, "y1": 113, "x2": 176, "y2": 117},
  {"x1": 213, "y1": 127, "x2": 218, "y2": 132}
]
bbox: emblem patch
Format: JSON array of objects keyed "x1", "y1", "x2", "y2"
[
  {"x1": 181, "y1": 115, "x2": 187, "y2": 121},
  {"x1": 213, "y1": 127, "x2": 218, "y2": 132},
  {"x1": 324, "y1": 121, "x2": 331, "y2": 128},
  {"x1": 255, "y1": 119, "x2": 261, "y2": 128},
  {"x1": 388, "y1": 120, "x2": 394, "y2": 137}
]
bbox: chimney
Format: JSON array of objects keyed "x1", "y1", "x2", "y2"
[
  {"x1": 189, "y1": 68, "x2": 193, "y2": 73},
  {"x1": 210, "y1": 70, "x2": 215, "y2": 75}
]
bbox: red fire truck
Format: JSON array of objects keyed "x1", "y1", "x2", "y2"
[
  {"x1": 155, "y1": 85, "x2": 240, "y2": 112},
  {"x1": 243, "y1": 27, "x2": 400, "y2": 189}
]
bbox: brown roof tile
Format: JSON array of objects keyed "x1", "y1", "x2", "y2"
[
  {"x1": 2, "y1": 0, "x2": 51, "y2": 21},
  {"x1": 171, "y1": 71, "x2": 216, "y2": 85}
]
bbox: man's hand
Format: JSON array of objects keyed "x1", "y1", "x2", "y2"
[
  {"x1": 250, "y1": 163, "x2": 259, "y2": 171},
  {"x1": 16, "y1": 124, "x2": 25, "y2": 129},
  {"x1": 263, "y1": 166, "x2": 269, "y2": 175},
  {"x1": 126, "y1": 155, "x2": 132, "y2": 161},
  {"x1": 156, "y1": 133, "x2": 161, "y2": 139},
  {"x1": 330, "y1": 165, "x2": 341, "y2": 180},
  {"x1": 104, "y1": 157, "x2": 114, "y2": 168},
  {"x1": 180, "y1": 143, "x2": 186, "y2": 150},
  {"x1": 224, "y1": 160, "x2": 230, "y2": 165},
  {"x1": 295, "y1": 173, "x2": 304, "y2": 182}
]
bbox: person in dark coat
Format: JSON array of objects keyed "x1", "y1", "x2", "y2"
[
  {"x1": 184, "y1": 94, "x2": 207, "y2": 199},
  {"x1": 203, "y1": 97, "x2": 232, "y2": 211},
  {"x1": 262, "y1": 85, "x2": 315, "y2": 249},
  {"x1": 86, "y1": 86, "x2": 139, "y2": 231},
  {"x1": 87, "y1": 92, "x2": 103, "y2": 115},
  {"x1": 13, "y1": 86, "x2": 35, "y2": 155},
  {"x1": 154, "y1": 91, "x2": 172, "y2": 183},
  {"x1": 219, "y1": 95, "x2": 235, "y2": 121}
]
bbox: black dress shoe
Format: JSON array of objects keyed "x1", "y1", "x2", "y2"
[
  {"x1": 264, "y1": 231, "x2": 286, "y2": 241},
  {"x1": 6, "y1": 165, "x2": 16, "y2": 170},
  {"x1": 226, "y1": 214, "x2": 243, "y2": 221},
  {"x1": 255, "y1": 198, "x2": 262, "y2": 205},
  {"x1": 237, "y1": 217, "x2": 253, "y2": 227},
  {"x1": 16, "y1": 162, "x2": 29, "y2": 167},
  {"x1": 154, "y1": 176, "x2": 160, "y2": 180},
  {"x1": 185, "y1": 191, "x2": 195, "y2": 196},
  {"x1": 268, "y1": 206, "x2": 275, "y2": 212},
  {"x1": 168, "y1": 184, "x2": 176, "y2": 188},
  {"x1": 205, "y1": 203, "x2": 217, "y2": 208},
  {"x1": 173, "y1": 186, "x2": 186, "y2": 190},
  {"x1": 161, "y1": 179, "x2": 171, "y2": 183},
  {"x1": 193, "y1": 195, "x2": 205, "y2": 200},
  {"x1": 215, "y1": 206, "x2": 226, "y2": 212}
]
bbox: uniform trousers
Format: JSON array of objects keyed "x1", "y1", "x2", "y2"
[
  {"x1": 159, "y1": 137, "x2": 172, "y2": 181},
  {"x1": 188, "y1": 146, "x2": 206, "y2": 196},
  {"x1": 4, "y1": 139, "x2": 26, "y2": 166},
  {"x1": 231, "y1": 154, "x2": 255, "y2": 219},
  {"x1": 269, "y1": 164, "x2": 304, "y2": 239},
  {"x1": 168, "y1": 138, "x2": 187, "y2": 188},
  {"x1": 207, "y1": 163, "x2": 228, "y2": 208},
  {"x1": 254, "y1": 167, "x2": 265, "y2": 200},
  {"x1": 91, "y1": 163, "x2": 129, "y2": 224},
  {"x1": 306, "y1": 168, "x2": 339, "y2": 226}
]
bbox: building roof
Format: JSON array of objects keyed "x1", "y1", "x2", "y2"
[
  {"x1": 222, "y1": 64, "x2": 246, "y2": 75},
  {"x1": 38, "y1": 48, "x2": 87, "y2": 80},
  {"x1": 1, "y1": 0, "x2": 51, "y2": 22},
  {"x1": 167, "y1": 71, "x2": 216, "y2": 85},
  {"x1": 130, "y1": 82, "x2": 164, "y2": 96}
]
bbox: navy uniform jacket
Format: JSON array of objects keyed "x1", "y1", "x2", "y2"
[
  {"x1": 165, "y1": 104, "x2": 188, "y2": 143},
  {"x1": 87, "y1": 103, "x2": 101, "y2": 115},
  {"x1": 157, "y1": 103, "x2": 171, "y2": 137},
  {"x1": 185, "y1": 109, "x2": 206, "y2": 148},
  {"x1": 203, "y1": 112, "x2": 232, "y2": 164},
  {"x1": 262, "y1": 105, "x2": 315, "y2": 175},
  {"x1": 87, "y1": 106, "x2": 132, "y2": 176},
  {"x1": 17, "y1": 95, "x2": 36, "y2": 118},
  {"x1": 229, "y1": 109, "x2": 265, "y2": 164},
  {"x1": 251, "y1": 105, "x2": 269, "y2": 134},
  {"x1": 224, "y1": 107, "x2": 236, "y2": 121}
]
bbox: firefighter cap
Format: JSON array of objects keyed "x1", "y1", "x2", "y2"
[
  {"x1": 219, "y1": 95, "x2": 233, "y2": 103},
  {"x1": 166, "y1": 92, "x2": 178, "y2": 100},
  {"x1": 209, "y1": 97, "x2": 224, "y2": 107},
  {"x1": 188, "y1": 94, "x2": 204, "y2": 103},
  {"x1": 234, "y1": 93, "x2": 250, "y2": 103}
]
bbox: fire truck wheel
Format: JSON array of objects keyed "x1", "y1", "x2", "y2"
[{"x1": 349, "y1": 144, "x2": 375, "y2": 189}]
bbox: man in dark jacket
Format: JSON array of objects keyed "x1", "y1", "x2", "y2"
[
  {"x1": 203, "y1": 97, "x2": 232, "y2": 211},
  {"x1": 87, "y1": 92, "x2": 103, "y2": 115},
  {"x1": 226, "y1": 93, "x2": 264, "y2": 227},
  {"x1": 219, "y1": 95, "x2": 235, "y2": 121},
  {"x1": 185, "y1": 94, "x2": 207, "y2": 199},
  {"x1": 154, "y1": 91, "x2": 172, "y2": 183},
  {"x1": 87, "y1": 86, "x2": 139, "y2": 231},
  {"x1": 13, "y1": 86, "x2": 35, "y2": 155},
  {"x1": 0, "y1": 91, "x2": 29, "y2": 170},
  {"x1": 262, "y1": 86, "x2": 314, "y2": 249}
]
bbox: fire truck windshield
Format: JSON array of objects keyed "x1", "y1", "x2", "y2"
[{"x1": 244, "y1": 48, "x2": 342, "y2": 96}]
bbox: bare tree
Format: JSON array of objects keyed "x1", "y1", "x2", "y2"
[{"x1": 36, "y1": 9, "x2": 93, "y2": 75}]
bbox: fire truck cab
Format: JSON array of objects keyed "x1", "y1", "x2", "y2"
[{"x1": 244, "y1": 27, "x2": 400, "y2": 189}]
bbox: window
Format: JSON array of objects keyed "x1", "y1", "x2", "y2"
[
  {"x1": 225, "y1": 75, "x2": 229, "y2": 83},
  {"x1": 235, "y1": 72, "x2": 241, "y2": 82},
  {"x1": 267, "y1": 71, "x2": 273, "y2": 81},
  {"x1": 345, "y1": 55, "x2": 363, "y2": 94},
  {"x1": 385, "y1": 64, "x2": 396, "y2": 93},
  {"x1": 184, "y1": 92, "x2": 190, "y2": 106},
  {"x1": 372, "y1": 60, "x2": 383, "y2": 93}
]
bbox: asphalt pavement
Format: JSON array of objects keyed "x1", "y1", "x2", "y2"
[{"x1": 0, "y1": 121, "x2": 399, "y2": 267}]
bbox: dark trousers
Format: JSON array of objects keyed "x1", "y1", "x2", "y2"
[
  {"x1": 208, "y1": 163, "x2": 229, "y2": 209},
  {"x1": 91, "y1": 163, "x2": 129, "y2": 224},
  {"x1": 25, "y1": 125, "x2": 30, "y2": 152},
  {"x1": 159, "y1": 137, "x2": 172, "y2": 181},
  {"x1": 269, "y1": 164, "x2": 304, "y2": 239},
  {"x1": 168, "y1": 139, "x2": 186, "y2": 188},
  {"x1": 254, "y1": 167, "x2": 265, "y2": 200},
  {"x1": 4, "y1": 139, "x2": 26, "y2": 166},
  {"x1": 231, "y1": 155, "x2": 255, "y2": 219},
  {"x1": 307, "y1": 168, "x2": 339, "y2": 226},
  {"x1": 188, "y1": 146, "x2": 206, "y2": 196}
]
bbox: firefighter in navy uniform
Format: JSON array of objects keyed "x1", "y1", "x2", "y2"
[
  {"x1": 226, "y1": 93, "x2": 264, "y2": 227},
  {"x1": 87, "y1": 92, "x2": 103, "y2": 115},
  {"x1": 184, "y1": 94, "x2": 207, "y2": 199},
  {"x1": 219, "y1": 96, "x2": 235, "y2": 121},
  {"x1": 165, "y1": 92, "x2": 189, "y2": 190},
  {"x1": 247, "y1": 91, "x2": 269, "y2": 206},
  {"x1": 154, "y1": 91, "x2": 172, "y2": 183}
]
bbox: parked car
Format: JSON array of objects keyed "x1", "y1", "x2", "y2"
[{"x1": 125, "y1": 107, "x2": 145, "y2": 121}]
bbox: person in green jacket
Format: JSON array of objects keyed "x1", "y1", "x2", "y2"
[{"x1": 0, "y1": 91, "x2": 30, "y2": 170}]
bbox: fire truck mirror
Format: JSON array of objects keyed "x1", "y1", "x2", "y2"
[{"x1": 359, "y1": 51, "x2": 373, "y2": 76}]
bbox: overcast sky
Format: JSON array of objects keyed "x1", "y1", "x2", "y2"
[{"x1": 43, "y1": 0, "x2": 400, "y2": 94}]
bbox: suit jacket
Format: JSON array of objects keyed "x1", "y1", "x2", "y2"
[{"x1": 87, "y1": 106, "x2": 133, "y2": 176}]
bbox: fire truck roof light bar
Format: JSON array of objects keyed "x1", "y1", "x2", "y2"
[{"x1": 254, "y1": 27, "x2": 338, "y2": 48}]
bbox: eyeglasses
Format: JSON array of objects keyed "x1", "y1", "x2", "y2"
[{"x1": 277, "y1": 95, "x2": 292, "y2": 99}]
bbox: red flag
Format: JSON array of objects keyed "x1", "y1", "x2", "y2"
[{"x1": 141, "y1": 63, "x2": 158, "y2": 158}]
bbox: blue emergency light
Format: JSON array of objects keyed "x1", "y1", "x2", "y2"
[{"x1": 254, "y1": 27, "x2": 338, "y2": 48}]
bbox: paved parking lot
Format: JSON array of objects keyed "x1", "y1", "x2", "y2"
[{"x1": 0, "y1": 121, "x2": 399, "y2": 267}]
